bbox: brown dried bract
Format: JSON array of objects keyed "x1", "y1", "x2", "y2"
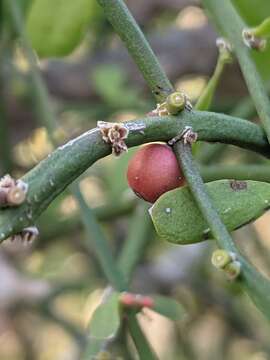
[
  {"x1": 242, "y1": 29, "x2": 266, "y2": 51},
  {"x1": 11, "y1": 226, "x2": 39, "y2": 243},
  {"x1": 98, "y1": 121, "x2": 129, "y2": 156},
  {"x1": 168, "y1": 126, "x2": 198, "y2": 146},
  {"x1": 0, "y1": 175, "x2": 28, "y2": 207}
]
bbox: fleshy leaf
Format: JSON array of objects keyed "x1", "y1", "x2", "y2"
[
  {"x1": 150, "y1": 180, "x2": 270, "y2": 244},
  {"x1": 82, "y1": 291, "x2": 121, "y2": 359},
  {"x1": 152, "y1": 295, "x2": 186, "y2": 321}
]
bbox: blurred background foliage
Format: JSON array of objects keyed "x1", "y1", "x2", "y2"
[{"x1": 1, "y1": 0, "x2": 270, "y2": 359}]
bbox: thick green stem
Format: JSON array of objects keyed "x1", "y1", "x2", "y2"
[
  {"x1": 174, "y1": 139, "x2": 270, "y2": 321},
  {"x1": 0, "y1": 111, "x2": 269, "y2": 242},
  {"x1": 203, "y1": 0, "x2": 270, "y2": 143},
  {"x1": 201, "y1": 164, "x2": 270, "y2": 183},
  {"x1": 96, "y1": 0, "x2": 173, "y2": 102}
]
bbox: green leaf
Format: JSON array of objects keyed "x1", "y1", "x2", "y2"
[
  {"x1": 152, "y1": 295, "x2": 186, "y2": 321},
  {"x1": 26, "y1": 0, "x2": 98, "y2": 57},
  {"x1": 82, "y1": 291, "x2": 121, "y2": 359},
  {"x1": 150, "y1": 180, "x2": 270, "y2": 244}
]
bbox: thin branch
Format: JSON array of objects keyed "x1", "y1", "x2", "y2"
[
  {"x1": 70, "y1": 183, "x2": 127, "y2": 291},
  {"x1": 174, "y1": 138, "x2": 270, "y2": 321},
  {"x1": 203, "y1": 0, "x2": 270, "y2": 144},
  {"x1": 118, "y1": 203, "x2": 153, "y2": 283},
  {"x1": 97, "y1": 0, "x2": 174, "y2": 102}
]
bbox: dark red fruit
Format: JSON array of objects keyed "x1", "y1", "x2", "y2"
[{"x1": 127, "y1": 143, "x2": 185, "y2": 203}]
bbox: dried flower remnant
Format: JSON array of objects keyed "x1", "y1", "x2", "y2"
[
  {"x1": 216, "y1": 37, "x2": 233, "y2": 63},
  {"x1": 0, "y1": 175, "x2": 28, "y2": 207},
  {"x1": 168, "y1": 126, "x2": 198, "y2": 146},
  {"x1": 98, "y1": 121, "x2": 129, "y2": 156},
  {"x1": 242, "y1": 29, "x2": 267, "y2": 51},
  {"x1": 10, "y1": 226, "x2": 39, "y2": 244}
]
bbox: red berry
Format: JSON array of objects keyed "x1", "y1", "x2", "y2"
[{"x1": 127, "y1": 143, "x2": 185, "y2": 203}]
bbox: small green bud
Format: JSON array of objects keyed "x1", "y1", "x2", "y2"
[
  {"x1": 211, "y1": 249, "x2": 233, "y2": 269},
  {"x1": 166, "y1": 92, "x2": 186, "y2": 115}
]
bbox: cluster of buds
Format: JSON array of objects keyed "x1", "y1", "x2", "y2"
[
  {"x1": 119, "y1": 292, "x2": 154, "y2": 309},
  {"x1": 149, "y1": 91, "x2": 193, "y2": 117},
  {"x1": 98, "y1": 121, "x2": 129, "y2": 156},
  {"x1": 0, "y1": 175, "x2": 28, "y2": 208},
  {"x1": 211, "y1": 249, "x2": 241, "y2": 280},
  {"x1": 10, "y1": 226, "x2": 39, "y2": 244}
]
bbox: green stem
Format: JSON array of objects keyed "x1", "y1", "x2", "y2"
[
  {"x1": 70, "y1": 183, "x2": 127, "y2": 290},
  {"x1": 38, "y1": 199, "x2": 136, "y2": 241},
  {"x1": 174, "y1": 138, "x2": 270, "y2": 321},
  {"x1": 126, "y1": 310, "x2": 158, "y2": 360},
  {"x1": 252, "y1": 17, "x2": 270, "y2": 38},
  {"x1": 0, "y1": 26, "x2": 13, "y2": 174},
  {"x1": 0, "y1": 111, "x2": 269, "y2": 242},
  {"x1": 201, "y1": 164, "x2": 270, "y2": 183},
  {"x1": 118, "y1": 203, "x2": 153, "y2": 283},
  {"x1": 7, "y1": 0, "x2": 56, "y2": 140},
  {"x1": 203, "y1": 0, "x2": 270, "y2": 144},
  {"x1": 96, "y1": 0, "x2": 173, "y2": 102},
  {"x1": 195, "y1": 52, "x2": 230, "y2": 111},
  {"x1": 8, "y1": 2, "x2": 157, "y2": 355}
]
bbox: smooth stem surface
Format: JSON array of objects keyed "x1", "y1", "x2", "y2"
[
  {"x1": 8, "y1": 0, "x2": 56, "y2": 140},
  {"x1": 195, "y1": 54, "x2": 228, "y2": 111},
  {"x1": 118, "y1": 203, "x2": 153, "y2": 282},
  {"x1": 203, "y1": 0, "x2": 270, "y2": 144},
  {"x1": 70, "y1": 183, "x2": 127, "y2": 291},
  {"x1": 97, "y1": 0, "x2": 173, "y2": 102},
  {"x1": 201, "y1": 164, "x2": 270, "y2": 183},
  {"x1": 174, "y1": 139, "x2": 270, "y2": 321},
  {"x1": 126, "y1": 311, "x2": 158, "y2": 360}
]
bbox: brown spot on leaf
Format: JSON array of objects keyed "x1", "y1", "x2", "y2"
[{"x1": 229, "y1": 180, "x2": 247, "y2": 191}]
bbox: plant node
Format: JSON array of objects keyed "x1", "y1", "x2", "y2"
[
  {"x1": 98, "y1": 121, "x2": 129, "y2": 156},
  {"x1": 0, "y1": 175, "x2": 28, "y2": 207},
  {"x1": 11, "y1": 226, "x2": 39, "y2": 243},
  {"x1": 242, "y1": 29, "x2": 267, "y2": 51}
]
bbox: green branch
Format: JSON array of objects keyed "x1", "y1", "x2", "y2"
[
  {"x1": 203, "y1": 0, "x2": 270, "y2": 143},
  {"x1": 0, "y1": 111, "x2": 268, "y2": 242},
  {"x1": 174, "y1": 139, "x2": 270, "y2": 321},
  {"x1": 96, "y1": 0, "x2": 173, "y2": 102},
  {"x1": 118, "y1": 203, "x2": 153, "y2": 283},
  {"x1": 201, "y1": 164, "x2": 270, "y2": 183},
  {"x1": 70, "y1": 183, "x2": 127, "y2": 291}
]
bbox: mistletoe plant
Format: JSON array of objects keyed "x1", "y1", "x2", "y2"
[{"x1": 2, "y1": 0, "x2": 270, "y2": 358}]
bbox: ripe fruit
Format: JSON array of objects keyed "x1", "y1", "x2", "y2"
[{"x1": 127, "y1": 143, "x2": 185, "y2": 203}]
